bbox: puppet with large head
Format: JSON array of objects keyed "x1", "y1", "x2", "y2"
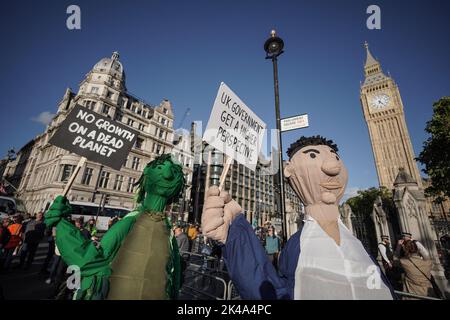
[
  {"x1": 44, "y1": 154, "x2": 185, "y2": 300},
  {"x1": 135, "y1": 153, "x2": 185, "y2": 212},
  {"x1": 284, "y1": 135, "x2": 348, "y2": 244},
  {"x1": 202, "y1": 135, "x2": 348, "y2": 245}
]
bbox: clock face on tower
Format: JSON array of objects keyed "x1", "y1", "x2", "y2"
[{"x1": 370, "y1": 94, "x2": 391, "y2": 110}]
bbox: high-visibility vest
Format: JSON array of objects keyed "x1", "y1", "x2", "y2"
[
  {"x1": 187, "y1": 227, "x2": 198, "y2": 240},
  {"x1": 5, "y1": 223, "x2": 23, "y2": 249}
]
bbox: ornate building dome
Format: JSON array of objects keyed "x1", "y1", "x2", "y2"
[{"x1": 92, "y1": 51, "x2": 125, "y2": 81}]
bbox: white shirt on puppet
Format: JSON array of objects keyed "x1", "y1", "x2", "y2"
[{"x1": 294, "y1": 216, "x2": 393, "y2": 300}]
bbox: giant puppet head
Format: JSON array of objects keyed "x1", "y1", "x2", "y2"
[
  {"x1": 284, "y1": 136, "x2": 348, "y2": 209},
  {"x1": 135, "y1": 154, "x2": 185, "y2": 206}
]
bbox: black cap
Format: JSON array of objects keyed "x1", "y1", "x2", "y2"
[{"x1": 402, "y1": 232, "x2": 412, "y2": 237}]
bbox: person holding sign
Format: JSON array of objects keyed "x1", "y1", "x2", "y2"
[
  {"x1": 44, "y1": 154, "x2": 185, "y2": 300},
  {"x1": 202, "y1": 136, "x2": 395, "y2": 300}
]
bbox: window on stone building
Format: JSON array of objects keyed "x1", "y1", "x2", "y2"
[
  {"x1": 156, "y1": 145, "x2": 162, "y2": 154},
  {"x1": 102, "y1": 105, "x2": 110, "y2": 115},
  {"x1": 114, "y1": 111, "x2": 123, "y2": 122},
  {"x1": 135, "y1": 138, "x2": 144, "y2": 149},
  {"x1": 85, "y1": 100, "x2": 96, "y2": 110},
  {"x1": 61, "y1": 165, "x2": 75, "y2": 182},
  {"x1": 90, "y1": 87, "x2": 99, "y2": 94},
  {"x1": 113, "y1": 175, "x2": 124, "y2": 191},
  {"x1": 99, "y1": 171, "x2": 110, "y2": 189},
  {"x1": 106, "y1": 91, "x2": 113, "y2": 99},
  {"x1": 159, "y1": 129, "x2": 165, "y2": 139},
  {"x1": 81, "y1": 167, "x2": 93, "y2": 185},
  {"x1": 138, "y1": 123, "x2": 145, "y2": 131},
  {"x1": 132, "y1": 157, "x2": 140, "y2": 170},
  {"x1": 127, "y1": 119, "x2": 134, "y2": 127},
  {"x1": 127, "y1": 177, "x2": 136, "y2": 193},
  {"x1": 163, "y1": 108, "x2": 168, "y2": 115}
]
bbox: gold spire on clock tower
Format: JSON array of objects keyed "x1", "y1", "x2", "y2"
[{"x1": 360, "y1": 42, "x2": 422, "y2": 190}]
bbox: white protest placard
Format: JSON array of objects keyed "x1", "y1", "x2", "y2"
[
  {"x1": 203, "y1": 82, "x2": 266, "y2": 171},
  {"x1": 281, "y1": 114, "x2": 309, "y2": 132}
]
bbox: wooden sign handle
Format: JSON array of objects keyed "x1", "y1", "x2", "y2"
[
  {"x1": 62, "y1": 157, "x2": 87, "y2": 197},
  {"x1": 218, "y1": 155, "x2": 233, "y2": 191}
]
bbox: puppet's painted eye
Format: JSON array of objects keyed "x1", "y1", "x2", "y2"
[{"x1": 309, "y1": 153, "x2": 316, "y2": 159}]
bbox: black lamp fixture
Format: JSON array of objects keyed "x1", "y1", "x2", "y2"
[{"x1": 264, "y1": 30, "x2": 285, "y2": 59}]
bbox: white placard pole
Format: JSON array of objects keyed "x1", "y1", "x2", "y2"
[
  {"x1": 62, "y1": 156, "x2": 87, "y2": 197},
  {"x1": 218, "y1": 155, "x2": 233, "y2": 192}
]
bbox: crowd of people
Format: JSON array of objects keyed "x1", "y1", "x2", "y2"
[
  {"x1": 0, "y1": 213, "x2": 46, "y2": 272},
  {"x1": 172, "y1": 220, "x2": 284, "y2": 275},
  {"x1": 173, "y1": 222, "x2": 223, "y2": 272},
  {"x1": 0, "y1": 209, "x2": 446, "y2": 300},
  {"x1": 0, "y1": 211, "x2": 105, "y2": 299},
  {"x1": 172, "y1": 220, "x2": 445, "y2": 300},
  {"x1": 377, "y1": 232, "x2": 444, "y2": 299}
]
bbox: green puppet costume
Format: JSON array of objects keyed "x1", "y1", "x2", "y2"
[{"x1": 44, "y1": 154, "x2": 185, "y2": 300}]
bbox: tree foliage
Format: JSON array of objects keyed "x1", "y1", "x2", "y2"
[
  {"x1": 417, "y1": 97, "x2": 450, "y2": 203},
  {"x1": 346, "y1": 186, "x2": 393, "y2": 217}
]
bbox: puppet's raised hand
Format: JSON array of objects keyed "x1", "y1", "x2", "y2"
[
  {"x1": 44, "y1": 195, "x2": 72, "y2": 227},
  {"x1": 201, "y1": 186, "x2": 242, "y2": 243}
]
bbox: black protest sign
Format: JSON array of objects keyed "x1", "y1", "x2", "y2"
[{"x1": 49, "y1": 104, "x2": 138, "y2": 170}]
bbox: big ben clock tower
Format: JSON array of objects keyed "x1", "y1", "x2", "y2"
[{"x1": 360, "y1": 42, "x2": 422, "y2": 189}]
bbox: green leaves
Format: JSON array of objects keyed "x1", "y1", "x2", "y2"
[
  {"x1": 417, "y1": 97, "x2": 450, "y2": 203},
  {"x1": 346, "y1": 186, "x2": 393, "y2": 217}
]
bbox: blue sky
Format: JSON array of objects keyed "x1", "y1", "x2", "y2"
[{"x1": 1, "y1": 0, "x2": 449, "y2": 200}]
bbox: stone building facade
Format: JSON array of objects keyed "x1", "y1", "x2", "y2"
[
  {"x1": 1, "y1": 140, "x2": 35, "y2": 194},
  {"x1": 392, "y1": 169, "x2": 443, "y2": 270},
  {"x1": 15, "y1": 52, "x2": 188, "y2": 213},
  {"x1": 171, "y1": 128, "x2": 194, "y2": 221},
  {"x1": 189, "y1": 125, "x2": 303, "y2": 235}
]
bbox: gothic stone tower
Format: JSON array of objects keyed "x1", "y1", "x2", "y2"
[
  {"x1": 360, "y1": 44, "x2": 448, "y2": 288},
  {"x1": 360, "y1": 42, "x2": 422, "y2": 190}
]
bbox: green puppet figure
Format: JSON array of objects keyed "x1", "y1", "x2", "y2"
[{"x1": 44, "y1": 154, "x2": 185, "y2": 300}]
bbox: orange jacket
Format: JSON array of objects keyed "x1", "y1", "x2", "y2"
[{"x1": 4, "y1": 223, "x2": 23, "y2": 249}]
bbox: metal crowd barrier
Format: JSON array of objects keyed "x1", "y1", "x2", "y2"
[
  {"x1": 179, "y1": 251, "x2": 230, "y2": 300},
  {"x1": 179, "y1": 251, "x2": 444, "y2": 300},
  {"x1": 227, "y1": 281, "x2": 241, "y2": 300},
  {"x1": 394, "y1": 290, "x2": 443, "y2": 300}
]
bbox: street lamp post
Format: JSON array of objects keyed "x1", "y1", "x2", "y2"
[{"x1": 264, "y1": 30, "x2": 287, "y2": 243}]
